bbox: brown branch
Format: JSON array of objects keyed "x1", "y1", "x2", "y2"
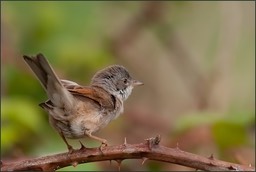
[{"x1": 1, "y1": 136, "x2": 254, "y2": 171}]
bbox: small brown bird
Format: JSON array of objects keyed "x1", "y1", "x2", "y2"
[{"x1": 23, "y1": 53, "x2": 143, "y2": 153}]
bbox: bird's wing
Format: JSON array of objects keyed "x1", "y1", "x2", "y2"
[
  {"x1": 68, "y1": 86, "x2": 116, "y2": 111},
  {"x1": 61, "y1": 79, "x2": 82, "y2": 89}
]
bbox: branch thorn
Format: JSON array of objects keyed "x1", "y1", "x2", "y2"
[
  {"x1": 208, "y1": 153, "x2": 214, "y2": 160},
  {"x1": 141, "y1": 157, "x2": 148, "y2": 165},
  {"x1": 176, "y1": 142, "x2": 180, "y2": 150},
  {"x1": 123, "y1": 137, "x2": 127, "y2": 146},
  {"x1": 115, "y1": 159, "x2": 123, "y2": 171},
  {"x1": 145, "y1": 137, "x2": 153, "y2": 150},
  {"x1": 72, "y1": 161, "x2": 78, "y2": 167}
]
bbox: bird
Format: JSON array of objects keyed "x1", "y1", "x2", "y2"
[{"x1": 23, "y1": 53, "x2": 143, "y2": 153}]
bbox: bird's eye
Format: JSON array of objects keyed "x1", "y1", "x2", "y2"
[{"x1": 123, "y1": 79, "x2": 128, "y2": 84}]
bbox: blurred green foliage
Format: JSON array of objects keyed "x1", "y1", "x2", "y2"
[
  {"x1": 1, "y1": 97, "x2": 47, "y2": 153},
  {"x1": 173, "y1": 109, "x2": 254, "y2": 161},
  {"x1": 212, "y1": 110, "x2": 254, "y2": 149}
]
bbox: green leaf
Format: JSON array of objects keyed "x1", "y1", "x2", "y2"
[
  {"x1": 212, "y1": 120, "x2": 247, "y2": 149},
  {"x1": 173, "y1": 111, "x2": 222, "y2": 133},
  {"x1": 1, "y1": 97, "x2": 47, "y2": 154},
  {"x1": 2, "y1": 98, "x2": 45, "y2": 133}
]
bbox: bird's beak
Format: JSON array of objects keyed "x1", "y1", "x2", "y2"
[{"x1": 132, "y1": 79, "x2": 144, "y2": 86}]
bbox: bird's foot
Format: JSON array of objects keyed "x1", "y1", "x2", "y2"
[
  {"x1": 68, "y1": 145, "x2": 75, "y2": 154},
  {"x1": 99, "y1": 140, "x2": 108, "y2": 153}
]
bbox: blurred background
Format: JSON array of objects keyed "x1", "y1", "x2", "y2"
[{"x1": 1, "y1": 1, "x2": 255, "y2": 171}]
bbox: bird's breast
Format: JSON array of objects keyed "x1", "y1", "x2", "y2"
[{"x1": 49, "y1": 95, "x2": 124, "y2": 139}]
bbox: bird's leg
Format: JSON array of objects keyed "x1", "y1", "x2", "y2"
[
  {"x1": 60, "y1": 131, "x2": 74, "y2": 153},
  {"x1": 85, "y1": 131, "x2": 108, "y2": 151}
]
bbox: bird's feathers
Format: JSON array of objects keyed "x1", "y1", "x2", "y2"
[{"x1": 23, "y1": 54, "x2": 74, "y2": 108}]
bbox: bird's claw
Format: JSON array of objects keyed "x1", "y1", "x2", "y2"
[
  {"x1": 68, "y1": 146, "x2": 75, "y2": 154},
  {"x1": 99, "y1": 140, "x2": 108, "y2": 153},
  {"x1": 79, "y1": 140, "x2": 87, "y2": 150}
]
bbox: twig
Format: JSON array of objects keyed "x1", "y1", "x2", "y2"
[{"x1": 1, "y1": 136, "x2": 254, "y2": 171}]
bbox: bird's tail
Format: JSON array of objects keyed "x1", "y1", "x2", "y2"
[{"x1": 23, "y1": 53, "x2": 74, "y2": 108}]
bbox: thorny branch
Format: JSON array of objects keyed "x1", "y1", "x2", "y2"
[{"x1": 1, "y1": 135, "x2": 254, "y2": 171}]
